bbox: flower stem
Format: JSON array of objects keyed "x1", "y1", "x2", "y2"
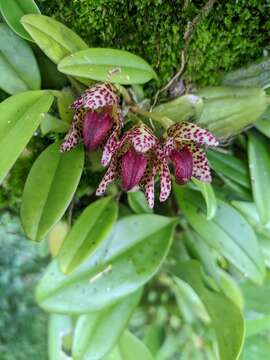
[{"x1": 130, "y1": 106, "x2": 174, "y2": 129}]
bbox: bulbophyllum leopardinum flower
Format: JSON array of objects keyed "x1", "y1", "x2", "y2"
[
  {"x1": 60, "y1": 83, "x2": 123, "y2": 166},
  {"x1": 163, "y1": 122, "x2": 219, "y2": 185},
  {"x1": 96, "y1": 124, "x2": 171, "y2": 208}
]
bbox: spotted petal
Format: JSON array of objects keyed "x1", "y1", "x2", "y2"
[
  {"x1": 71, "y1": 83, "x2": 119, "y2": 111},
  {"x1": 60, "y1": 109, "x2": 85, "y2": 152},
  {"x1": 168, "y1": 122, "x2": 219, "y2": 147},
  {"x1": 96, "y1": 158, "x2": 117, "y2": 195},
  {"x1": 186, "y1": 143, "x2": 212, "y2": 182},
  {"x1": 156, "y1": 147, "x2": 171, "y2": 202}
]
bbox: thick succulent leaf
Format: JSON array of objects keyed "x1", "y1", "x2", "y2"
[
  {"x1": 192, "y1": 178, "x2": 217, "y2": 220},
  {"x1": 248, "y1": 131, "x2": 270, "y2": 225},
  {"x1": 36, "y1": 215, "x2": 176, "y2": 314},
  {"x1": 58, "y1": 48, "x2": 158, "y2": 84},
  {"x1": 174, "y1": 261, "x2": 245, "y2": 360},
  {"x1": 21, "y1": 141, "x2": 84, "y2": 241},
  {"x1": 40, "y1": 113, "x2": 69, "y2": 135},
  {"x1": 175, "y1": 186, "x2": 265, "y2": 284},
  {"x1": 72, "y1": 291, "x2": 141, "y2": 360},
  {"x1": 104, "y1": 331, "x2": 154, "y2": 360},
  {"x1": 59, "y1": 197, "x2": 118, "y2": 274},
  {"x1": 21, "y1": 14, "x2": 88, "y2": 64},
  {"x1": 48, "y1": 314, "x2": 73, "y2": 360},
  {"x1": 153, "y1": 94, "x2": 203, "y2": 122},
  {"x1": 0, "y1": 0, "x2": 40, "y2": 41},
  {"x1": 128, "y1": 191, "x2": 153, "y2": 214},
  {"x1": 207, "y1": 149, "x2": 250, "y2": 189},
  {"x1": 0, "y1": 23, "x2": 40, "y2": 94},
  {"x1": 197, "y1": 87, "x2": 268, "y2": 137},
  {"x1": 0, "y1": 90, "x2": 53, "y2": 183}
]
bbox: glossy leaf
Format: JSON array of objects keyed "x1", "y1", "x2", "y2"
[
  {"x1": 0, "y1": 90, "x2": 53, "y2": 184},
  {"x1": 192, "y1": 178, "x2": 217, "y2": 220},
  {"x1": 128, "y1": 191, "x2": 153, "y2": 214},
  {"x1": 21, "y1": 141, "x2": 84, "y2": 241},
  {"x1": 36, "y1": 215, "x2": 176, "y2": 314},
  {"x1": 72, "y1": 291, "x2": 141, "y2": 360},
  {"x1": 0, "y1": 0, "x2": 40, "y2": 41},
  {"x1": 174, "y1": 261, "x2": 245, "y2": 360},
  {"x1": 255, "y1": 106, "x2": 270, "y2": 138},
  {"x1": 207, "y1": 149, "x2": 250, "y2": 189},
  {"x1": 40, "y1": 113, "x2": 69, "y2": 135},
  {"x1": 248, "y1": 131, "x2": 270, "y2": 224},
  {"x1": 21, "y1": 14, "x2": 88, "y2": 64},
  {"x1": 0, "y1": 23, "x2": 40, "y2": 94},
  {"x1": 153, "y1": 94, "x2": 203, "y2": 122},
  {"x1": 175, "y1": 186, "x2": 265, "y2": 284},
  {"x1": 241, "y1": 274, "x2": 270, "y2": 314},
  {"x1": 197, "y1": 87, "x2": 267, "y2": 137},
  {"x1": 59, "y1": 197, "x2": 118, "y2": 274},
  {"x1": 104, "y1": 331, "x2": 154, "y2": 360},
  {"x1": 57, "y1": 87, "x2": 76, "y2": 123},
  {"x1": 183, "y1": 230, "x2": 244, "y2": 309},
  {"x1": 48, "y1": 314, "x2": 73, "y2": 360},
  {"x1": 58, "y1": 48, "x2": 158, "y2": 84},
  {"x1": 232, "y1": 201, "x2": 270, "y2": 239}
]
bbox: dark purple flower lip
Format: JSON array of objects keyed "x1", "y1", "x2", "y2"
[
  {"x1": 170, "y1": 148, "x2": 193, "y2": 185},
  {"x1": 83, "y1": 110, "x2": 113, "y2": 150},
  {"x1": 121, "y1": 149, "x2": 148, "y2": 191}
]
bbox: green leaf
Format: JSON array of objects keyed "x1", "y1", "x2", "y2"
[
  {"x1": 207, "y1": 149, "x2": 250, "y2": 189},
  {"x1": 21, "y1": 141, "x2": 84, "y2": 241},
  {"x1": 241, "y1": 274, "x2": 270, "y2": 314},
  {"x1": 36, "y1": 214, "x2": 176, "y2": 314},
  {"x1": 152, "y1": 94, "x2": 203, "y2": 122},
  {"x1": 104, "y1": 331, "x2": 154, "y2": 360},
  {"x1": 246, "y1": 315, "x2": 270, "y2": 337},
  {"x1": 248, "y1": 131, "x2": 270, "y2": 224},
  {"x1": 175, "y1": 186, "x2": 265, "y2": 284},
  {"x1": 196, "y1": 87, "x2": 268, "y2": 137},
  {"x1": 48, "y1": 314, "x2": 73, "y2": 360},
  {"x1": 232, "y1": 201, "x2": 270, "y2": 239},
  {"x1": 0, "y1": 90, "x2": 53, "y2": 184},
  {"x1": 57, "y1": 87, "x2": 76, "y2": 123},
  {"x1": 40, "y1": 113, "x2": 69, "y2": 135},
  {"x1": 128, "y1": 191, "x2": 153, "y2": 214},
  {"x1": 184, "y1": 231, "x2": 244, "y2": 309},
  {"x1": 0, "y1": 23, "x2": 41, "y2": 94},
  {"x1": 192, "y1": 178, "x2": 217, "y2": 220},
  {"x1": 255, "y1": 106, "x2": 270, "y2": 138},
  {"x1": 21, "y1": 14, "x2": 88, "y2": 64},
  {"x1": 0, "y1": 0, "x2": 40, "y2": 41},
  {"x1": 72, "y1": 291, "x2": 141, "y2": 360},
  {"x1": 58, "y1": 48, "x2": 158, "y2": 85},
  {"x1": 59, "y1": 197, "x2": 118, "y2": 274},
  {"x1": 241, "y1": 334, "x2": 270, "y2": 360},
  {"x1": 174, "y1": 261, "x2": 245, "y2": 360}
]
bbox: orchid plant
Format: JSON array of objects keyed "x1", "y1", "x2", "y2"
[{"x1": 1, "y1": 1, "x2": 270, "y2": 360}]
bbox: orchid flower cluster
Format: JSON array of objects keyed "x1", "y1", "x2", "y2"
[{"x1": 61, "y1": 83, "x2": 219, "y2": 208}]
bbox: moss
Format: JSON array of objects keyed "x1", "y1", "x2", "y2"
[{"x1": 38, "y1": 0, "x2": 270, "y2": 86}]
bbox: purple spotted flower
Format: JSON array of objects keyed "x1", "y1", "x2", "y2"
[
  {"x1": 60, "y1": 83, "x2": 123, "y2": 166},
  {"x1": 96, "y1": 124, "x2": 171, "y2": 208},
  {"x1": 164, "y1": 122, "x2": 219, "y2": 185}
]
